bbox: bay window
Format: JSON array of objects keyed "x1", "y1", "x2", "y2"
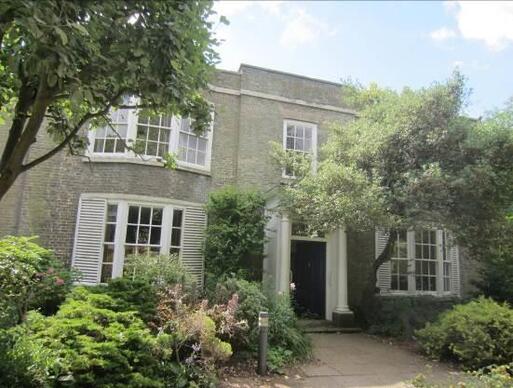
[
  {"x1": 89, "y1": 106, "x2": 213, "y2": 171},
  {"x1": 388, "y1": 229, "x2": 455, "y2": 294},
  {"x1": 99, "y1": 200, "x2": 184, "y2": 283}
]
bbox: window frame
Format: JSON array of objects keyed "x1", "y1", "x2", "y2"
[
  {"x1": 87, "y1": 106, "x2": 214, "y2": 173},
  {"x1": 387, "y1": 229, "x2": 452, "y2": 296},
  {"x1": 282, "y1": 119, "x2": 318, "y2": 179},
  {"x1": 99, "y1": 199, "x2": 185, "y2": 282}
]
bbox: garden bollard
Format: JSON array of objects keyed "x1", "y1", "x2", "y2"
[{"x1": 257, "y1": 311, "x2": 269, "y2": 375}]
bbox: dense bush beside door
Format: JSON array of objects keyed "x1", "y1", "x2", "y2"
[
  {"x1": 204, "y1": 186, "x2": 268, "y2": 282},
  {"x1": 209, "y1": 276, "x2": 311, "y2": 370},
  {"x1": 416, "y1": 297, "x2": 513, "y2": 370},
  {"x1": 0, "y1": 236, "x2": 76, "y2": 327},
  {"x1": 365, "y1": 295, "x2": 459, "y2": 338}
]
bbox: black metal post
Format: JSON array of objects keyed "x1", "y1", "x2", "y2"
[{"x1": 257, "y1": 311, "x2": 269, "y2": 375}]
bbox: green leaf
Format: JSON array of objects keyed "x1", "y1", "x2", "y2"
[{"x1": 54, "y1": 27, "x2": 68, "y2": 45}]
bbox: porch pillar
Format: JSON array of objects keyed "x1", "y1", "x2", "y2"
[
  {"x1": 278, "y1": 214, "x2": 291, "y2": 294},
  {"x1": 332, "y1": 227, "x2": 355, "y2": 327}
]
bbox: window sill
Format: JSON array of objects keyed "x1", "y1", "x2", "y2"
[{"x1": 82, "y1": 155, "x2": 211, "y2": 176}]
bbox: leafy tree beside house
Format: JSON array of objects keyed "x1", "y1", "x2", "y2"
[
  {"x1": 277, "y1": 72, "x2": 513, "y2": 307},
  {"x1": 0, "y1": 0, "x2": 219, "y2": 202}
]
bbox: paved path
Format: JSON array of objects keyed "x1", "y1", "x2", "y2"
[
  {"x1": 222, "y1": 333, "x2": 461, "y2": 388},
  {"x1": 298, "y1": 333, "x2": 458, "y2": 387}
]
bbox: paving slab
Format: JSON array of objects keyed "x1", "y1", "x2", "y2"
[{"x1": 222, "y1": 332, "x2": 463, "y2": 388}]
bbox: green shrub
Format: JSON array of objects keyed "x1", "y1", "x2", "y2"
[
  {"x1": 204, "y1": 186, "x2": 267, "y2": 281},
  {"x1": 365, "y1": 295, "x2": 458, "y2": 338},
  {"x1": 124, "y1": 253, "x2": 196, "y2": 293},
  {"x1": 269, "y1": 295, "x2": 311, "y2": 361},
  {"x1": 89, "y1": 278, "x2": 159, "y2": 323},
  {"x1": 411, "y1": 364, "x2": 513, "y2": 387},
  {"x1": 210, "y1": 277, "x2": 311, "y2": 363},
  {"x1": 0, "y1": 287, "x2": 166, "y2": 387},
  {"x1": 209, "y1": 277, "x2": 268, "y2": 351},
  {"x1": 416, "y1": 297, "x2": 513, "y2": 369},
  {"x1": 0, "y1": 236, "x2": 76, "y2": 327}
]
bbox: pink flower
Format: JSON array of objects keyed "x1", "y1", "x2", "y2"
[
  {"x1": 55, "y1": 278, "x2": 65, "y2": 286},
  {"x1": 47, "y1": 267, "x2": 55, "y2": 274}
]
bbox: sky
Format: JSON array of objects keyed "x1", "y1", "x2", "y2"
[{"x1": 211, "y1": 1, "x2": 513, "y2": 117}]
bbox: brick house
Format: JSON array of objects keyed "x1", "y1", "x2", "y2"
[{"x1": 0, "y1": 64, "x2": 477, "y2": 325}]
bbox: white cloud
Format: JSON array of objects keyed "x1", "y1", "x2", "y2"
[
  {"x1": 279, "y1": 8, "x2": 336, "y2": 49},
  {"x1": 434, "y1": 1, "x2": 513, "y2": 51},
  {"x1": 456, "y1": 1, "x2": 513, "y2": 50},
  {"x1": 213, "y1": 1, "x2": 252, "y2": 17},
  {"x1": 430, "y1": 27, "x2": 457, "y2": 41}
]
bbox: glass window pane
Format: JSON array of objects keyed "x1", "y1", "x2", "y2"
[
  {"x1": 186, "y1": 150, "x2": 196, "y2": 164},
  {"x1": 197, "y1": 152, "x2": 206, "y2": 166},
  {"x1": 188, "y1": 135, "x2": 198, "y2": 149},
  {"x1": 304, "y1": 128, "x2": 312, "y2": 139},
  {"x1": 100, "y1": 264, "x2": 112, "y2": 283},
  {"x1": 105, "y1": 224, "x2": 116, "y2": 243},
  {"x1": 391, "y1": 277, "x2": 398, "y2": 290},
  {"x1": 399, "y1": 260, "x2": 408, "y2": 274},
  {"x1": 103, "y1": 245, "x2": 114, "y2": 263},
  {"x1": 150, "y1": 115, "x2": 160, "y2": 126},
  {"x1": 295, "y1": 138, "x2": 304, "y2": 151},
  {"x1": 416, "y1": 276, "x2": 422, "y2": 290},
  {"x1": 150, "y1": 227, "x2": 161, "y2": 245},
  {"x1": 152, "y1": 208, "x2": 163, "y2": 225},
  {"x1": 137, "y1": 125, "x2": 147, "y2": 140},
  {"x1": 198, "y1": 138, "x2": 207, "y2": 152},
  {"x1": 415, "y1": 244, "x2": 422, "y2": 259},
  {"x1": 148, "y1": 127, "x2": 159, "y2": 141},
  {"x1": 160, "y1": 128, "x2": 170, "y2": 143},
  {"x1": 158, "y1": 144, "x2": 168, "y2": 157},
  {"x1": 128, "y1": 206, "x2": 139, "y2": 224},
  {"x1": 126, "y1": 225, "x2": 137, "y2": 243},
  {"x1": 399, "y1": 276, "x2": 408, "y2": 290},
  {"x1": 171, "y1": 228, "x2": 181, "y2": 247},
  {"x1": 139, "y1": 207, "x2": 151, "y2": 225},
  {"x1": 173, "y1": 209, "x2": 183, "y2": 227},
  {"x1": 146, "y1": 142, "x2": 158, "y2": 156},
  {"x1": 181, "y1": 118, "x2": 191, "y2": 132},
  {"x1": 287, "y1": 125, "x2": 294, "y2": 136},
  {"x1": 117, "y1": 124, "x2": 128, "y2": 137},
  {"x1": 429, "y1": 277, "x2": 437, "y2": 291},
  {"x1": 179, "y1": 133, "x2": 188, "y2": 147},
  {"x1": 115, "y1": 140, "x2": 124, "y2": 153},
  {"x1": 94, "y1": 139, "x2": 104, "y2": 153},
  {"x1": 429, "y1": 261, "x2": 437, "y2": 275},
  {"x1": 138, "y1": 226, "x2": 150, "y2": 244},
  {"x1": 161, "y1": 115, "x2": 172, "y2": 128},
  {"x1": 296, "y1": 126, "x2": 304, "y2": 137},
  {"x1": 286, "y1": 137, "x2": 294, "y2": 150},
  {"x1": 104, "y1": 139, "x2": 115, "y2": 153},
  {"x1": 170, "y1": 247, "x2": 180, "y2": 255},
  {"x1": 107, "y1": 205, "x2": 118, "y2": 222},
  {"x1": 423, "y1": 245, "x2": 430, "y2": 259},
  {"x1": 125, "y1": 245, "x2": 136, "y2": 257}
]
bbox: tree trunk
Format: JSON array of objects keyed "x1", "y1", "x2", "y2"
[{"x1": 360, "y1": 229, "x2": 396, "y2": 322}]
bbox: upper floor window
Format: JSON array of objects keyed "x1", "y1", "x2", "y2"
[
  {"x1": 282, "y1": 120, "x2": 317, "y2": 177},
  {"x1": 89, "y1": 106, "x2": 214, "y2": 171}
]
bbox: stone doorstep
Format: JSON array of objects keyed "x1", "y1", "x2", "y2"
[{"x1": 298, "y1": 319, "x2": 361, "y2": 334}]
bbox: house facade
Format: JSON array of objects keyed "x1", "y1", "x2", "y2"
[{"x1": 0, "y1": 64, "x2": 477, "y2": 324}]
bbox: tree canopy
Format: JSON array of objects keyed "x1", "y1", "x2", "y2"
[
  {"x1": 278, "y1": 73, "x2": 513, "y2": 286},
  {"x1": 0, "y1": 0, "x2": 219, "y2": 201}
]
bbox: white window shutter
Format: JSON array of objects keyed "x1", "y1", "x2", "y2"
[
  {"x1": 448, "y1": 240, "x2": 461, "y2": 297},
  {"x1": 376, "y1": 228, "x2": 391, "y2": 293},
  {"x1": 181, "y1": 206, "x2": 207, "y2": 288},
  {"x1": 71, "y1": 197, "x2": 107, "y2": 284}
]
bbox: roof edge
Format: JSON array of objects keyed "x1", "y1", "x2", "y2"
[{"x1": 238, "y1": 63, "x2": 343, "y2": 88}]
